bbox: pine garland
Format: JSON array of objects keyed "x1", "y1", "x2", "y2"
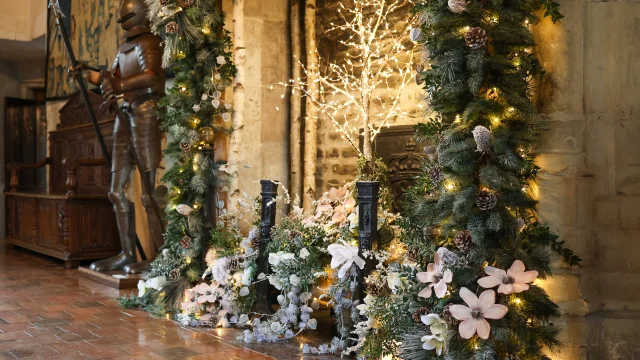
[
  {"x1": 122, "y1": 0, "x2": 236, "y2": 316},
  {"x1": 382, "y1": 0, "x2": 580, "y2": 358}
]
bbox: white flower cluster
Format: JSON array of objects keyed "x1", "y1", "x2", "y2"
[
  {"x1": 178, "y1": 226, "x2": 259, "y2": 329},
  {"x1": 243, "y1": 288, "x2": 317, "y2": 343},
  {"x1": 137, "y1": 276, "x2": 167, "y2": 297}
]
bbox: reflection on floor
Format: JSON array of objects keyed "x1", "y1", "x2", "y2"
[{"x1": 0, "y1": 241, "x2": 337, "y2": 359}]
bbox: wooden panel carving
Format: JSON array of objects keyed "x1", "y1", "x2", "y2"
[
  {"x1": 6, "y1": 194, "x2": 120, "y2": 267},
  {"x1": 366, "y1": 125, "x2": 430, "y2": 211},
  {"x1": 49, "y1": 91, "x2": 115, "y2": 195},
  {"x1": 17, "y1": 200, "x2": 36, "y2": 243},
  {"x1": 57, "y1": 203, "x2": 69, "y2": 249},
  {"x1": 78, "y1": 203, "x2": 118, "y2": 250},
  {"x1": 37, "y1": 200, "x2": 58, "y2": 249},
  {"x1": 4, "y1": 99, "x2": 47, "y2": 191}
]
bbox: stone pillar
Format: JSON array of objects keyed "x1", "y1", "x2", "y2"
[{"x1": 222, "y1": 0, "x2": 290, "y2": 206}]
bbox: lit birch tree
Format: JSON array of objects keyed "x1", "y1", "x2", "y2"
[{"x1": 279, "y1": 0, "x2": 416, "y2": 180}]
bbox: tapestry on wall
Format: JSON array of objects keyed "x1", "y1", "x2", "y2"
[{"x1": 45, "y1": 0, "x2": 123, "y2": 100}]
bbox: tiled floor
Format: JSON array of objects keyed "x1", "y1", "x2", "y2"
[{"x1": 0, "y1": 241, "x2": 337, "y2": 360}]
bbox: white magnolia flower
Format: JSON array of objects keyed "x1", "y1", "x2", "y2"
[
  {"x1": 242, "y1": 267, "x2": 254, "y2": 286},
  {"x1": 238, "y1": 314, "x2": 249, "y2": 324},
  {"x1": 277, "y1": 295, "x2": 285, "y2": 305},
  {"x1": 213, "y1": 90, "x2": 222, "y2": 98},
  {"x1": 211, "y1": 99, "x2": 220, "y2": 108},
  {"x1": 162, "y1": 248, "x2": 170, "y2": 258},
  {"x1": 299, "y1": 248, "x2": 310, "y2": 259},
  {"x1": 355, "y1": 294, "x2": 374, "y2": 315},
  {"x1": 327, "y1": 241, "x2": 365, "y2": 279},
  {"x1": 417, "y1": 252, "x2": 453, "y2": 298},
  {"x1": 175, "y1": 204, "x2": 193, "y2": 216},
  {"x1": 222, "y1": 112, "x2": 231, "y2": 122},
  {"x1": 216, "y1": 55, "x2": 227, "y2": 65},
  {"x1": 225, "y1": 103, "x2": 232, "y2": 110},
  {"x1": 214, "y1": 73, "x2": 221, "y2": 80},
  {"x1": 201, "y1": 93, "x2": 208, "y2": 100},
  {"x1": 307, "y1": 318, "x2": 317, "y2": 330},
  {"x1": 477, "y1": 260, "x2": 538, "y2": 294},
  {"x1": 137, "y1": 280, "x2": 147, "y2": 297},
  {"x1": 192, "y1": 104, "x2": 200, "y2": 112},
  {"x1": 239, "y1": 287, "x2": 250, "y2": 297},
  {"x1": 289, "y1": 274, "x2": 301, "y2": 286},
  {"x1": 450, "y1": 288, "x2": 508, "y2": 339},
  {"x1": 269, "y1": 252, "x2": 295, "y2": 267},
  {"x1": 145, "y1": 276, "x2": 167, "y2": 291},
  {"x1": 421, "y1": 314, "x2": 449, "y2": 355},
  {"x1": 387, "y1": 272, "x2": 402, "y2": 291}
]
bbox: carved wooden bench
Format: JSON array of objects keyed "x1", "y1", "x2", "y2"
[{"x1": 4, "y1": 91, "x2": 121, "y2": 268}]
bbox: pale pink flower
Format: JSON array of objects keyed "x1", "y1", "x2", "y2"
[
  {"x1": 449, "y1": 288, "x2": 508, "y2": 340},
  {"x1": 417, "y1": 252, "x2": 453, "y2": 298},
  {"x1": 193, "y1": 282, "x2": 222, "y2": 304},
  {"x1": 477, "y1": 260, "x2": 538, "y2": 294}
]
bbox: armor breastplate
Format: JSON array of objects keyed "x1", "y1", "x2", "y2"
[
  {"x1": 118, "y1": 42, "x2": 142, "y2": 79},
  {"x1": 113, "y1": 32, "x2": 165, "y2": 100}
]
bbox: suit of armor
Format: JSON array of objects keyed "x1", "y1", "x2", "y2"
[{"x1": 89, "y1": 0, "x2": 166, "y2": 273}]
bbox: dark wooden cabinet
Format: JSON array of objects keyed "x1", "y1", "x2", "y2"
[{"x1": 5, "y1": 91, "x2": 121, "y2": 268}]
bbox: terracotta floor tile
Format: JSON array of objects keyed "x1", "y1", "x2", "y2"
[
  {"x1": 7, "y1": 345, "x2": 58, "y2": 359},
  {"x1": 0, "y1": 242, "x2": 336, "y2": 360}
]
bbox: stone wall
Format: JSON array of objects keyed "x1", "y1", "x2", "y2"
[{"x1": 533, "y1": 1, "x2": 640, "y2": 359}]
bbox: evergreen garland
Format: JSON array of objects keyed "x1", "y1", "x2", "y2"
[
  {"x1": 121, "y1": 0, "x2": 236, "y2": 315},
  {"x1": 382, "y1": 0, "x2": 579, "y2": 358}
]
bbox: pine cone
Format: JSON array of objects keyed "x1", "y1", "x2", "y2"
[
  {"x1": 465, "y1": 27, "x2": 487, "y2": 49},
  {"x1": 406, "y1": 247, "x2": 421, "y2": 263},
  {"x1": 228, "y1": 257, "x2": 240, "y2": 271},
  {"x1": 165, "y1": 21, "x2": 178, "y2": 35},
  {"x1": 179, "y1": 235, "x2": 191, "y2": 249},
  {"x1": 442, "y1": 304, "x2": 457, "y2": 324},
  {"x1": 427, "y1": 166, "x2": 443, "y2": 184},
  {"x1": 179, "y1": 142, "x2": 190, "y2": 152},
  {"x1": 250, "y1": 236, "x2": 261, "y2": 249},
  {"x1": 178, "y1": 0, "x2": 193, "y2": 7},
  {"x1": 367, "y1": 280, "x2": 391, "y2": 297},
  {"x1": 159, "y1": 0, "x2": 170, "y2": 6},
  {"x1": 169, "y1": 268, "x2": 181, "y2": 280},
  {"x1": 454, "y1": 230, "x2": 474, "y2": 252},
  {"x1": 413, "y1": 307, "x2": 431, "y2": 324},
  {"x1": 476, "y1": 190, "x2": 497, "y2": 211}
]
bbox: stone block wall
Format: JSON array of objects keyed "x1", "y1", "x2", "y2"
[{"x1": 533, "y1": 1, "x2": 640, "y2": 359}]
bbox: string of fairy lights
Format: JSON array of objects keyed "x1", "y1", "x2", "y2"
[{"x1": 272, "y1": 0, "x2": 417, "y2": 155}]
